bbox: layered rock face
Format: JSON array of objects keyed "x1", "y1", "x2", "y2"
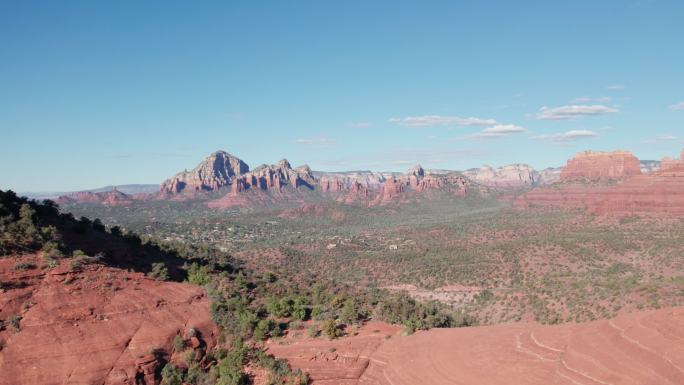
[
  {"x1": 590, "y1": 150, "x2": 684, "y2": 215},
  {"x1": 371, "y1": 165, "x2": 470, "y2": 205},
  {"x1": 463, "y1": 164, "x2": 538, "y2": 187},
  {"x1": 0, "y1": 256, "x2": 216, "y2": 385},
  {"x1": 536, "y1": 167, "x2": 562, "y2": 185},
  {"x1": 160, "y1": 150, "x2": 249, "y2": 193},
  {"x1": 231, "y1": 159, "x2": 316, "y2": 194},
  {"x1": 518, "y1": 149, "x2": 684, "y2": 216},
  {"x1": 560, "y1": 151, "x2": 641, "y2": 181},
  {"x1": 160, "y1": 151, "x2": 480, "y2": 207}
]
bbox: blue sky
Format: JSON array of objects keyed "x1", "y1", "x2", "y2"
[{"x1": 1, "y1": 0, "x2": 683, "y2": 192}]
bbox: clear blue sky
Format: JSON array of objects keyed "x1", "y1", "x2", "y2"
[{"x1": 2, "y1": 0, "x2": 683, "y2": 192}]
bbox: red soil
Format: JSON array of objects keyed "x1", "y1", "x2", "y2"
[{"x1": 0, "y1": 255, "x2": 216, "y2": 385}]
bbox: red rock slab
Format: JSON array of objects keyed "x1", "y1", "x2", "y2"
[
  {"x1": 360, "y1": 307, "x2": 684, "y2": 385},
  {"x1": 0, "y1": 262, "x2": 216, "y2": 385}
]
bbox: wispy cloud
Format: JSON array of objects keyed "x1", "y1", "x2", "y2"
[
  {"x1": 607, "y1": 84, "x2": 626, "y2": 90},
  {"x1": 389, "y1": 115, "x2": 496, "y2": 127},
  {"x1": 533, "y1": 130, "x2": 599, "y2": 142},
  {"x1": 535, "y1": 105, "x2": 619, "y2": 120},
  {"x1": 669, "y1": 102, "x2": 684, "y2": 111},
  {"x1": 294, "y1": 137, "x2": 337, "y2": 148},
  {"x1": 469, "y1": 124, "x2": 526, "y2": 139},
  {"x1": 347, "y1": 122, "x2": 372, "y2": 128},
  {"x1": 652, "y1": 134, "x2": 679, "y2": 142},
  {"x1": 571, "y1": 96, "x2": 612, "y2": 103}
]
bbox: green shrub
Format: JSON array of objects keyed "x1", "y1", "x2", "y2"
[
  {"x1": 148, "y1": 262, "x2": 169, "y2": 281},
  {"x1": 322, "y1": 319, "x2": 341, "y2": 339},
  {"x1": 172, "y1": 334, "x2": 185, "y2": 352},
  {"x1": 10, "y1": 314, "x2": 21, "y2": 332},
  {"x1": 160, "y1": 363, "x2": 184, "y2": 385}
]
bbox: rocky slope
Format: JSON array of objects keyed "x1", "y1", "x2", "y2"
[
  {"x1": 0, "y1": 255, "x2": 216, "y2": 385},
  {"x1": 160, "y1": 150, "x2": 249, "y2": 193},
  {"x1": 560, "y1": 150, "x2": 642, "y2": 181},
  {"x1": 266, "y1": 307, "x2": 684, "y2": 385},
  {"x1": 358, "y1": 307, "x2": 684, "y2": 385}
]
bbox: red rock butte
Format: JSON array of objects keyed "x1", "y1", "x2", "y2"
[
  {"x1": 560, "y1": 150, "x2": 642, "y2": 182},
  {"x1": 590, "y1": 149, "x2": 684, "y2": 215}
]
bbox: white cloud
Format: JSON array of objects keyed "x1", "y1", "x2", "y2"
[
  {"x1": 294, "y1": 137, "x2": 337, "y2": 148},
  {"x1": 347, "y1": 122, "x2": 372, "y2": 128},
  {"x1": 535, "y1": 105, "x2": 619, "y2": 120},
  {"x1": 389, "y1": 115, "x2": 497, "y2": 127},
  {"x1": 669, "y1": 102, "x2": 684, "y2": 111},
  {"x1": 533, "y1": 130, "x2": 599, "y2": 142},
  {"x1": 607, "y1": 84, "x2": 626, "y2": 90},
  {"x1": 571, "y1": 96, "x2": 612, "y2": 103},
  {"x1": 469, "y1": 124, "x2": 526, "y2": 138},
  {"x1": 654, "y1": 134, "x2": 678, "y2": 141}
]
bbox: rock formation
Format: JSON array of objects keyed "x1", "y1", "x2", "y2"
[
  {"x1": 560, "y1": 151, "x2": 641, "y2": 182},
  {"x1": 160, "y1": 150, "x2": 249, "y2": 193},
  {"x1": 518, "y1": 149, "x2": 684, "y2": 216},
  {"x1": 159, "y1": 151, "x2": 481, "y2": 207},
  {"x1": 463, "y1": 164, "x2": 538, "y2": 188},
  {"x1": 355, "y1": 307, "x2": 684, "y2": 385},
  {"x1": 589, "y1": 149, "x2": 684, "y2": 216},
  {"x1": 0, "y1": 257, "x2": 216, "y2": 385},
  {"x1": 536, "y1": 167, "x2": 562, "y2": 185}
]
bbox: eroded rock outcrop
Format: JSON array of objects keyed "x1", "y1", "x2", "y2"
[
  {"x1": 0, "y1": 256, "x2": 216, "y2": 385},
  {"x1": 160, "y1": 150, "x2": 249, "y2": 193},
  {"x1": 560, "y1": 151, "x2": 641, "y2": 182},
  {"x1": 463, "y1": 164, "x2": 538, "y2": 188}
]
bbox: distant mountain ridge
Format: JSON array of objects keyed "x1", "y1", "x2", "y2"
[
  {"x1": 21, "y1": 184, "x2": 159, "y2": 200},
  {"x1": 34, "y1": 150, "x2": 668, "y2": 209}
]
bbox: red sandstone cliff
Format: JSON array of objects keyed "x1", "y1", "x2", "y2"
[
  {"x1": 560, "y1": 151, "x2": 641, "y2": 182},
  {"x1": 589, "y1": 150, "x2": 684, "y2": 216},
  {"x1": 518, "y1": 149, "x2": 684, "y2": 216}
]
